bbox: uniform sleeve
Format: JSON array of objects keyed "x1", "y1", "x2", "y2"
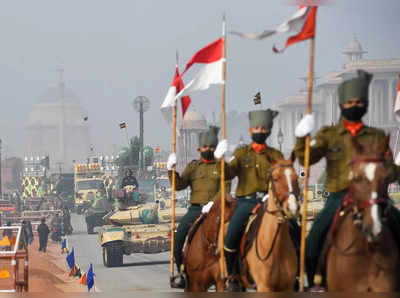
[
  {"x1": 225, "y1": 150, "x2": 241, "y2": 180},
  {"x1": 168, "y1": 164, "x2": 193, "y2": 191},
  {"x1": 294, "y1": 128, "x2": 329, "y2": 166}
]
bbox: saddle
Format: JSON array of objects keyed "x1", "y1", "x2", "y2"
[{"x1": 240, "y1": 203, "x2": 264, "y2": 258}]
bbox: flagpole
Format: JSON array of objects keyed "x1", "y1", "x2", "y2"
[
  {"x1": 219, "y1": 13, "x2": 227, "y2": 280},
  {"x1": 299, "y1": 35, "x2": 315, "y2": 292},
  {"x1": 170, "y1": 53, "x2": 178, "y2": 282}
]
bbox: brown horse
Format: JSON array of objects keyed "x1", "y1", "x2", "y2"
[
  {"x1": 241, "y1": 154, "x2": 300, "y2": 292},
  {"x1": 325, "y1": 136, "x2": 400, "y2": 291},
  {"x1": 184, "y1": 194, "x2": 236, "y2": 292}
]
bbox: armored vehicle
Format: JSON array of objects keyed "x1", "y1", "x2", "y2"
[{"x1": 99, "y1": 186, "x2": 186, "y2": 267}]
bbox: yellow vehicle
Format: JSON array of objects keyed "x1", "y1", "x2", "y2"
[{"x1": 74, "y1": 162, "x2": 104, "y2": 214}]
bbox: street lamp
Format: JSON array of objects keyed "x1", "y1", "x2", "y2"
[{"x1": 277, "y1": 128, "x2": 284, "y2": 152}]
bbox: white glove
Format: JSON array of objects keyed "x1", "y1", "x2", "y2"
[
  {"x1": 167, "y1": 153, "x2": 177, "y2": 170},
  {"x1": 214, "y1": 139, "x2": 228, "y2": 159},
  {"x1": 395, "y1": 152, "x2": 400, "y2": 166},
  {"x1": 262, "y1": 194, "x2": 269, "y2": 202},
  {"x1": 202, "y1": 201, "x2": 214, "y2": 213},
  {"x1": 295, "y1": 114, "x2": 315, "y2": 138}
]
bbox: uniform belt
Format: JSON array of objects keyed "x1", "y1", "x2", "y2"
[
  {"x1": 190, "y1": 203, "x2": 204, "y2": 207},
  {"x1": 237, "y1": 192, "x2": 267, "y2": 201}
]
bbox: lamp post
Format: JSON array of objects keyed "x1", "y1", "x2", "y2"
[{"x1": 277, "y1": 128, "x2": 284, "y2": 152}]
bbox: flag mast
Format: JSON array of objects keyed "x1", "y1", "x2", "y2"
[
  {"x1": 219, "y1": 13, "x2": 227, "y2": 279},
  {"x1": 169, "y1": 52, "x2": 179, "y2": 281},
  {"x1": 299, "y1": 35, "x2": 316, "y2": 292}
]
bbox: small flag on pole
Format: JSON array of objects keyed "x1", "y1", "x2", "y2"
[
  {"x1": 87, "y1": 263, "x2": 94, "y2": 291},
  {"x1": 79, "y1": 272, "x2": 87, "y2": 285},
  {"x1": 119, "y1": 122, "x2": 126, "y2": 129},
  {"x1": 66, "y1": 248, "x2": 75, "y2": 269},
  {"x1": 394, "y1": 74, "x2": 400, "y2": 122}
]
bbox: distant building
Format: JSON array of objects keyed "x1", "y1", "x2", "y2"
[
  {"x1": 1, "y1": 157, "x2": 23, "y2": 192},
  {"x1": 25, "y1": 75, "x2": 90, "y2": 173}
]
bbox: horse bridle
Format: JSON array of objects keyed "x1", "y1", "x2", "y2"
[
  {"x1": 265, "y1": 162, "x2": 299, "y2": 223},
  {"x1": 347, "y1": 157, "x2": 390, "y2": 225},
  {"x1": 330, "y1": 157, "x2": 391, "y2": 257}
]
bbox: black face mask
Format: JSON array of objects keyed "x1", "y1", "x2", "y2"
[
  {"x1": 341, "y1": 105, "x2": 367, "y2": 122},
  {"x1": 200, "y1": 149, "x2": 214, "y2": 161},
  {"x1": 251, "y1": 132, "x2": 270, "y2": 144}
]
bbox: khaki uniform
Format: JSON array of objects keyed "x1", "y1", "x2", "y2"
[
  {"x1": 168, "y1": 159, "x2": 228, "y2": 271},
  {"x1": 169, "y1": 159, "x2": 225, "y2": 205},
  {"x1": 224, "y1": 145, "x2": 285, "y2": 252},
  {"x1": 226, "y1": 145, "x2": 283, "y2": 196},
  {"x1": 294, "y1": 120, "x2": 398, "y2": 192},
  {"x1": 295, "y1": 119, "x2": 400, "y2": 285}
]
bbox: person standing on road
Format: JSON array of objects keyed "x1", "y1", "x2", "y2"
[{"x1": 37, "y1": 218, "x2": 50, "y2": 252}]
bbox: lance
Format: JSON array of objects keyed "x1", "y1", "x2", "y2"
[
  {"x1": 169, "y1": 52, "x2": 179, "y2": 280},
  {"x1": 219, "y1": 13, "x2": 227, "y2": 279},
  {"x1": 299, "y1": 35, "x2": 316, "y2": 291}
]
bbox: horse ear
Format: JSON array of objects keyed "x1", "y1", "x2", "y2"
[
  {"x1": 289, "y1": 150, "x2": 296, "y2": 164},
  {"x1": 381, "y1": 134, "x2": 390, "y2": 156},
  {"x1": 351, "y1": 137, "x2": 364, "y2": 155}
]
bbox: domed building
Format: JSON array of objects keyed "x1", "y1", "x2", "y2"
[
  {"x1": 177, "y1": 108, "x2": 208, "y2": 169},
  {"x1": 25, "y1": 77, "x2": 90, "y2": 172}
]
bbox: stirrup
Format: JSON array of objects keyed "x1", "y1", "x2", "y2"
[{"x1": 170, "y1": 274, "x2": 186, "y2": 289}]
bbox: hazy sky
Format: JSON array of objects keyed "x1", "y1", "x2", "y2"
[{"x1": 0, "y1": 0, "x2": 399, "y2": 158}]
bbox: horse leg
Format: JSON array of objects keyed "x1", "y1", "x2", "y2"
[{"x1": 215, "y1": 279, "x2": 225, "y2": 292}]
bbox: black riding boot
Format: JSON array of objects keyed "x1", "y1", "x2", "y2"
[
  {"x1": 171, "y1": 254, "x2": 186, "y2": 289},
  {"x1": 225, "y1": 250, "x2": 240, "y2": 292}
]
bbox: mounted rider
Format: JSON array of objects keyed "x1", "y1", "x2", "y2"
[
  {"x1": 294, "y1": 69, "x2": 400, "y2": 288},
  {"x1": 215, "y1": 108, "x2": 300, "y2": 291},
  {"x1": 167, "y1": 126, "x2": 229, "y2": 288}
]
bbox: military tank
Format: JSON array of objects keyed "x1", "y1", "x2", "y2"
[{"x1": 98, "y1": 185, "x2": 186, "y2": 267}]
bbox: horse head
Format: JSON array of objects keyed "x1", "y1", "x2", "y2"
[
  {"x1": 266, "y1": 151, "x2": 300, "y2": 219},
  {"x1": 349, "y1": 135, "x2": 390, "y2": 243}
]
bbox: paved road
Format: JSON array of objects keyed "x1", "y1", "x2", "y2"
[{"x1": 68, "y1": 213, "x2": 179, "y2": 292}]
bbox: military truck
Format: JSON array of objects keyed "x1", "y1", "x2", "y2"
[
  {"x1": 98, "y1": 186, "x2": 185, "y2": 267},
  {"x1": 74, "y1": 162, "x2": 104, "y2": 214}
]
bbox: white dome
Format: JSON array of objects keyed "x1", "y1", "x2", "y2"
[
  {"x1": 38, "y1": 83, "x2": 80, "y2": 104},
  {"x1": 345, "y1": 37, "x2": 366, "y2": 54},
  {"x1": 182, "y1": 109, "x2": 208, "y2": 130}
]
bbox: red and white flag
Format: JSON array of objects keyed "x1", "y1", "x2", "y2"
[
  {"x1": 160, "y1": 66, "x2": 191, "y2": 122},
  {"x1": 394, "y1": 75, "x2": 400, "y2": 121},
  {"x1": 175, "y1": 38, "x2": 224, "y2": 100},
  {"x1": 231, "y1": 6, "x2": 317, "y2": 53}
]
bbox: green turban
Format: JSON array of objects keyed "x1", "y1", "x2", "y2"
[
  {"x1": 338, "y1": 69, "x2": 373, "y2": 105},
  {"x1": 248, "y1": 109, "x2": 279, "y2": 130},
  {"x1": 198, "y1": 126, "x2": 220, "y2": 147}
]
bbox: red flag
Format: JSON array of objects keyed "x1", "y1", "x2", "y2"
[
  {"x1": 175, "y1": 38, "x2": 224, "y2": 99},
  {"x1": 273, "y1": 6, "x2": 318, "y2": 53},
  {"x1": 172, "y1": 67, "x2": 191, "y2": 117}
]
